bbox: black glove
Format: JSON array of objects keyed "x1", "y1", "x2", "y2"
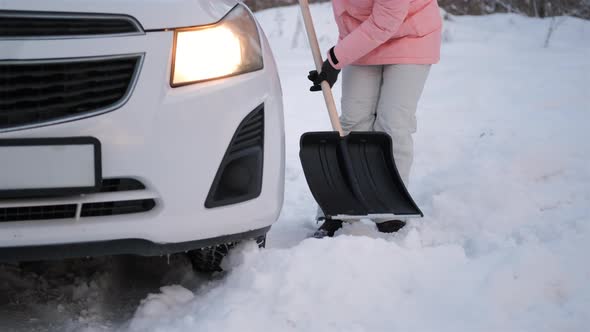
[{"x1": 308, "y1": 47, "x2": 341, "y2": 92}]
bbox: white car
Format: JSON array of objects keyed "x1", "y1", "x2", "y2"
[{"x1": 0, "y1": 0, "x2": 285, "y2": 270}]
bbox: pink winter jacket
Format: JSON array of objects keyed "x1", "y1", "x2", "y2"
[{"x1": 329, "y1": 0, "x2": 442, "y2": 69}]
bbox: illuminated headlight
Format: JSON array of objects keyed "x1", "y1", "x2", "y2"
[{"x1": 171, "y1": 5, "x2": 263, "y2": 87}]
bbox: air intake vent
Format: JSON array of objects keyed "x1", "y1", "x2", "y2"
[
  {"x1": 229, "y1": 108, "x2": 264, "y2": 154},
  {"x1": 0, "y1": 178, "x2": 155, "y2": 222},
  {"x1": 205, "y1": 104, "x2": 264, "y2": 208},
  {"x1": 0, "y1": 204, "x2": 76, "y2": 222},
  {"x1": 0, "y1": 54, "x2": 142, "y2": 132},
  {"x1": 81, "y1": 199, "x2": 156, "y2": 217},
  {"x1": 100, "y1": 178, "x2": 146, "y2": 193},
  {"x1": 0, "y1": 11, "x2": 143, "y2": 38}
]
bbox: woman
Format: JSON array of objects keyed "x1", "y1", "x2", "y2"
[{"x1": 308, "y1": 0, "x2": 442, "y2": 238}]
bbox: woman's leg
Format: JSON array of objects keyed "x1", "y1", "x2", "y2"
[
  {"x1": 373, "y1": 64, "x2": 430, "y2": 226},
  {"x1": 373, "y1": 64, "x2": 431, "y2": 186},
  {"x1": 339, "y1": 64, "x2": 384, "y2": 133},
  {"x1": 315, "y1": 64, "x2": 383, "y2": 228}
]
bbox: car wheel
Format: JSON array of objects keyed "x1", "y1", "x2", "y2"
[{"x1": 188, "y1": 235, "x2": 266, "y2": 272}]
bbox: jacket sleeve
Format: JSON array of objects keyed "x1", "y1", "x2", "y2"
[{"x1": 329, "y1": 0, "x2": 411, "y2": 69}]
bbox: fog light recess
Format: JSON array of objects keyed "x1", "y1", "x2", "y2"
[{"x1": 205, "y1": 104, "x2": 264, "y2": 208}]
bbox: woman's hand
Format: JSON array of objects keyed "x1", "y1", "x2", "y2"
[
  {"x1": 308, "y1": 60, "x2": 340, "y2": 91},
  {"x1": 307, "y1": 47, "x2": 341, "y2": 91}
]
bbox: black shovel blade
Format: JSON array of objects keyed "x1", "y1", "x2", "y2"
[{"x1": 299, "y1": 131, "x2": 423, "y2": 219}]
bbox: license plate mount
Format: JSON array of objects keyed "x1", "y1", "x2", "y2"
[{"x1": 0, "y1": 137, "x2": 101, "y2": 199}]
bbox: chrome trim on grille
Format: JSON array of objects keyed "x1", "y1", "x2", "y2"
[
  {"x1": 0, "y1": 53, "x2": 144, "y2": 133},
  {"x1": 0, "y1": 11, "x2": 144, "y2": 40}
]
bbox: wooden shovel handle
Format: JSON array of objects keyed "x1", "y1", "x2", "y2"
[{"x1": 298, "y1": 0, "x2": 344, "y2": 136}]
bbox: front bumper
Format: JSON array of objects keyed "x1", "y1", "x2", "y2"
[
  {"x1": 0, "y1": 226, "x2": 270, "y2": 262},
  {"x1": 0, "y1": 27, "x2": 285, "y2": 258}
]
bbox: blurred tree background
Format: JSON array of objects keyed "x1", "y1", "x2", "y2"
[{"x1": 243, "y1": 0, "x2": 590, "y2": 18}]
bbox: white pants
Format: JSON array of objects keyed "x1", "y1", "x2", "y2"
[{"x1": 318, "y1": 64, "x2": 431, "y2": 223}]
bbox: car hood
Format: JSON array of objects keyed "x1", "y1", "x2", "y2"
[{"x1": 0, "y1": 0, "x2": 239, "y2": 30}]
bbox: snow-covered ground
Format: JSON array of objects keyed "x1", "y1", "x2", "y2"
[{"x1": 1, "y1": 4, "x2": 589, "y2": 332}]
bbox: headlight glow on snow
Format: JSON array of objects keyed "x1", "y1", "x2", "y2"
[{"x1": 171, "y1": 4, "x2": 263, "y2": 87}]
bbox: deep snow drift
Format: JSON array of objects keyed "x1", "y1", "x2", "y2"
[
  {"x1": 1, "y1": 4, "x2": 589, "y2": 332},
  {"x1": 127, "y1": 4, "x2": 590, "y2": 332}
]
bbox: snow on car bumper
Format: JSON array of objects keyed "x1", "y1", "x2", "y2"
[{"x1": 0, "y1": 30, "x2": 284, "y2": 258}]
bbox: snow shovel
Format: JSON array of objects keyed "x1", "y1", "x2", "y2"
[{"x1": 298, "y1": 0, "x2": 423, "y2": 220}]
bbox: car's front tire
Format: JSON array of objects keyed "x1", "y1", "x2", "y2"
[{"x1": 187, "y1": 234, "x2": 267, "y2": 272}]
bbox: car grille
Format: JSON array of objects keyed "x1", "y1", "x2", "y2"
[
  {"x1": 0, "y1": 204, "x2": 77, "y2": 222},
  {"x1": 0, "y1": 54, "x2": 142, "y2": 132},
  {"x1": 81, "y1": 199, "x2": 156, "y2": 217},
  {"x1": 0, "y1": 178, "x2": 156, "y2": 222},
  {"x1": 0, "y1": 11, "x2": 143, "y2": 38},
  {"x1": 99, "y1": 178, "x2": 146, "y2": 192}
]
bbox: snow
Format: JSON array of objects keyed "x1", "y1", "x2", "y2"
[
  {"x1": 125, "y1": 4, "x2": 590, "y2": 332},
  {"x1": 1, "y1": 4, "x2": 589, "y2": 332},
  {"x1": 131, "y1": 285, "x2": 194, "y2": 322},
  {"x1": 128, "y1": 235, "x2": 589, "y2": 331}
]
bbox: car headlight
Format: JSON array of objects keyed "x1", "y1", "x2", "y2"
[{"x1": 171, "y1": 4, "x2": 264, "y2": 87}]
